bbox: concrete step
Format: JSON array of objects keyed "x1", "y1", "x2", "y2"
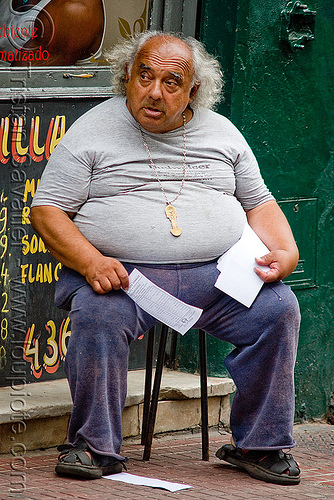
[{"x1": 0, "y1": 369, "x2": 235, "y2": 454}]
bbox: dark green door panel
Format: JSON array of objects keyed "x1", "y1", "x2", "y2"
[
  {"x1": 279, "y1": 198, "x2": 318, "y2": 289},
  {"x1": 178, "y1": 0, "x2": 334, "y2": 420}
]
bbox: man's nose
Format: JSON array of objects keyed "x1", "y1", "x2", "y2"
[{"x1": 148, "y1": 79, "x2": 163, "y2": 100}]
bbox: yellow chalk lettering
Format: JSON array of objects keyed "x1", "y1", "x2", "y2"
[
  {"x1": 21, "y1": 262, "x2": 60, "y2": 283},
  {"x1": 21, "y1": 234, "x2": 48, "y2": 255},
  {"x1": 33, "y1": 116, "x2": 45, "y2": 156},
  {"x1": 21, "y1": 235, "x2": 29, "y2": 255},
  {"x1": 49, "y1": 115, "x2": 66, "y2": 154},
  {"x1": 43, "y1": 262, "x2": 52, "y2": 284},
  {"x1": 30, "y1": 234, "x2": 38, "y2": 254},
  {"x1": 22, "y1": 206, "x2": 30, "y2": 225},
  {"x1": 2, "y1": 117, "x2": 10, "y2": 157},
  {"x1": 35, "y1": 263, "x2": 43, "y2": 283},
  {"x1": 16, "y1": 117, "x2": 29, "y2": 156},
  {"x1": 28, "y1": 264, "x2": 36, "y2": 283},
  {"x1": 39, "y1": 238, "x2": 47, "y2": 253},
  {"x1": 54, "y1": 262, "x2": 62, "y2": 281},
  {"x1": 21, "y1": 264, "x2": 29, "y2": 284},
  {"x1": 23, "y1": 179, "x2": 36, "y2": 202}
]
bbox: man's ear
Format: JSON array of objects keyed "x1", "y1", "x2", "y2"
[
  {"x1": 124, "y1": 64, "x2": 129, "y2": 84},
  {"x1": 189, "y1": 83, "x2": 200, "y2": 103}
]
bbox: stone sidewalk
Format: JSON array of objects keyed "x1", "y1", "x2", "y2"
[{"x1": 1, "y1": 423, "x2": 334, "y2": 500}]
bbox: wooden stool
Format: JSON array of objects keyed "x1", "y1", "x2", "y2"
[{"x1": 141, "y1": 324, "x2": 209, "y2": 461}]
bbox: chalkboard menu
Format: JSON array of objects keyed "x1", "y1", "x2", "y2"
[
  {"x1": 0, "y1": 96, "x2": 153, "y2": 387},
  {"x1": 0, "y1": 98, "x2": 103, "y2": 386}
]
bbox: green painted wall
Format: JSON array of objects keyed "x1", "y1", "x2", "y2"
[{"x1": 177, "y1": 0, "x2": 334, "y2": 420}]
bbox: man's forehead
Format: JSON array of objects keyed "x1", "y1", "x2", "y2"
[{"x1": 134, "y1": 37, "x2": 194, "y2": 76}]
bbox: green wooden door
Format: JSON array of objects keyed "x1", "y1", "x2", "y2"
[{"x1": 178, "y1": 0, "x2": 334, "y2": 421}]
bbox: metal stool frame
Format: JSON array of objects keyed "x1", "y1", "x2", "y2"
[{"x1": 141, "y1": 324, "x2": 209, "y2": 461}]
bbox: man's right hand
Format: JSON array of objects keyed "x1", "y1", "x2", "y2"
[{"x1": 85, "y1": 256, "x2": 129, "y2": 293}]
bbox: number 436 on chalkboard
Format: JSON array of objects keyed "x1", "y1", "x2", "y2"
[{"x1": 23, "y1": 318, "x2": 71, "y2": 379}]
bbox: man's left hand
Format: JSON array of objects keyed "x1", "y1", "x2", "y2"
[
  {"x1": 246, "y1": 200, "x2": 299, "y2": 283},
  {"x1": 254, "y1": 249, "x2": 296, "y2": 282}
]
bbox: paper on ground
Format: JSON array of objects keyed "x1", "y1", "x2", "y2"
[
  {"x1": 215, "y1": 223, "x2": 270, "y2": 308},
  {"x1": 124, "y1": 268, "x2": 202, "y2": 335},
  {"x1": 104, "y1": 472, "x2": 193, "y2": 492}
]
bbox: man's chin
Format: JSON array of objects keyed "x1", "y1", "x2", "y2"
[{"x1": 137, "y1": 114, "x2": 167, "y2": 133}]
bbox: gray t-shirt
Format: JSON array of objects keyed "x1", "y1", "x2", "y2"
[{"x1": 32, "y1": 96, "x2": 274, "y2": 264}]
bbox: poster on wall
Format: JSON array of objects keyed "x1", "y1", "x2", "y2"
[{"x1": 0, "y1": 0, "x2": 150, "y2": 67}]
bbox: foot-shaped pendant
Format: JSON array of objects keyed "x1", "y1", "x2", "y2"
[{"x1": 165, "y1": 205, "x2": 182, "y2": 237}]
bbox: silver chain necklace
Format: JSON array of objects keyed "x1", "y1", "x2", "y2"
[{"x1": 139, "y1": 112, "x2": 186, "y2": 237}]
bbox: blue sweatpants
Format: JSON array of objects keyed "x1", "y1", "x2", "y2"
[{"x1": 55, "y1": 260, "x2": 300, "y2": 461}]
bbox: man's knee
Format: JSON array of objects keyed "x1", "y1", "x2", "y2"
[
  {"x1": 268, "y1": 283, "x2": 300, "y2": 325},
  {"x1": 260, "y1": 284, "x2": 300, "y2": 349},
  {"x1": 70, "y1": 288, "x2": 135, "y2": 333}
]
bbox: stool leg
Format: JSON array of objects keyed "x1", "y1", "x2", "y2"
[
  {"x1": 142, "y1": 326, "x2": 155, "y2": 445},
  {"x1": 143, "y1": 323, "x2": 169, "y2": 461},
  {"x1": 166, "y1": 330, "x2": 178, "y2": 369},
  {"x1": 199, "y1": 329, "x2": 209, "y2": 461}
]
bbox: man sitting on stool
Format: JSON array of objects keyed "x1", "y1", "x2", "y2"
[{"x1": 31, "y1": 30, "x2": 301, "y2": 485}]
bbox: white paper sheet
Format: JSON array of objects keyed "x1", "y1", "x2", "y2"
[
  {"x1": 104, "y1": 472, "x2": 193, "y2": 492},
  {"x1": 124, "y1": 268, "x2": 202, "y2": 335},
  {"x1": 214, "y1": 223, "x2": 270, "y2": 307}
]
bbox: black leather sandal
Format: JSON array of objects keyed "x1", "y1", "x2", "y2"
[
  {"x1": 215, "y1": 444, "x2": 301, "y2": 485},
  {"x1": 55, "y1": 440, "x2": 125, "y2": 480}
]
